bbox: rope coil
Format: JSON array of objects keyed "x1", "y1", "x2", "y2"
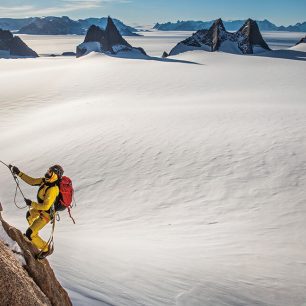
[{"x1": 0, "y1": 160, "x2": 27, "y2": 209}]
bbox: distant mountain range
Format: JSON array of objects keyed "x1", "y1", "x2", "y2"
[
  {"x1": 154, "y1": 19, "x2": 306, "y2": 32},
  {"x1": 0, "y1": 16, "x2": 139, "y2": 36}
]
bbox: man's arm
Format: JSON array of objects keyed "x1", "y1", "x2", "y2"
[{"x1": 18, "y1": 172, "x2": 43, "y2": 186}]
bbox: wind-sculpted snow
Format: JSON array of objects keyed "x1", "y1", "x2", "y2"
[{"x1": 0, "y1": 34, "x2": 305, "y2": 306}]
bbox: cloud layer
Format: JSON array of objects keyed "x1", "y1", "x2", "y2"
[{"x1": 0, "y1": 0, "x2": 131, "y2": 18}]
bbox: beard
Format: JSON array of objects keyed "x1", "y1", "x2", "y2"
[{"x1": 45, "y1": 172, "x2": 52, "y2": 179}]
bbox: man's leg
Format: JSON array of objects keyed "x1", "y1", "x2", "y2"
[
  {"x1": 25, "y1": 213, "x2": 50, "y2": 252},
  {"x1": 26, "y1": 208, "x2": 40, "y2": 226}
]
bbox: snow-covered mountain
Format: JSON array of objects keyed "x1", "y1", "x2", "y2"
[
  {"x1": 0, "y1": 29, "x2": 38, "y2": 58},
  {"x1": 76, "y1": 17, "x2": 146, "y2": 57},
  {"x1": 154, "y1": 19, "x2": 306, "y2": 32},
  {"x1": 168, "y1": 18, "x2": 271, "y2": 56},
  {"x1": 15, "y1": 16, "x2": 138, "y2": 36}
]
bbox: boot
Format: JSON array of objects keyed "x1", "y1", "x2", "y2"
[{"x1": 36, "y1": 244, "x2": 54, "y2": 260}]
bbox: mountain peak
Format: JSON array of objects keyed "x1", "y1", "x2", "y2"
[
  {"x1": 237, "y1": 19, "x2": 271, "y2": 52},
  {"x1": 212, "y1": 18, "x2": 226, "y2": 30},
  {"x1": 76, "y1": 17, "x2": 146, "y2": 57},
  {"x1": 0, "y1": 29, "x2": 38, "y2": 58},
  {"x1": 169, "y1": 17, "x2": 270, "y2": 56}
]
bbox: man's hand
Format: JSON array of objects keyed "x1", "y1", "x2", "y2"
[
  {"x1": 9, "y1": 165, "x2": 20, "y2": 175},
  {"x1": 25, "y1": 199, "x2": 32, "y2": 206}
]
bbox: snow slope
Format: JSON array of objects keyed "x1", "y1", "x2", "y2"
[{"x1": 0, "y1": 34, "x2": 306, "y2": 306}]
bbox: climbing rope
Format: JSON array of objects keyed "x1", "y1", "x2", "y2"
[
  {"x1": 1, "y1": 160, "x2": 76, "y2": 258},
  {"x1": 0, "y1": 160, "x2": 27, "y2": 209},
  {"x1": 36, "y1": 210, "x2": 57, "y2": 259}
]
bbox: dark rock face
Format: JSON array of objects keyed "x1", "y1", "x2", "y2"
[
  {"x1": 0, "y1": 29, "x2": 38, "y2": 58},
  {"x1": 62, "y1": 51, "x2": 76, "y2": 56},
  {"x1": 296, "y1": 36, "x2": 306, "y2": 45},
  {"x1": 0, "y1": 239, "x2": 51, "y2": 306},
  {"x1": 0, "y1": 216, "x2": 72, "y2": 306},
  {"x1": 169, "y1": 18, "x2": 271, "y2": 56},
  {"x1": 237, "y1": 19, "x2": 270, "y2": 54},
  {"x1": 162, "y1": 51, "x2": 169, "y2": 58},
  {"x1": 105, "y1": 16, "x2": 132, "y2": 51},
  {"x1": 77, "y1": 17, "x2": 146, "y2": 57}
]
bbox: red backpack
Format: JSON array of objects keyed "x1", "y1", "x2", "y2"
[{"x1": 55, "y1": 176, "x2": 75, "y2": 223}]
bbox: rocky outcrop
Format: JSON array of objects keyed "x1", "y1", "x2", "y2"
[
  {"x1": 169, "y1": 18, "x2": 271, "y2": 56},
  {"x1": 76, "y1": 16, "x2": 146, "y2": 57},
  {"x1": 162, "y1": 51, "x2": 169, "y2": 58},
  {"x1": 0, "y1": 206, "x2": 71, "y2": 306},
  {"x1": 237, "y1": 19, "x2": 270, "y2": 54},
  {"x1": 0, "y1": 240, "x2": 51, "y2": 306},
  {"x1": 296, "y1": 36, "x2": 306, "y2": 45},
  {"x1": 0, "y1": 29, "x2": 38, "y2": 58}
]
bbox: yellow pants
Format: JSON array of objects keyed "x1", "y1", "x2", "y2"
[{"x1": 26, "y1": 208, "x2": 50, "y2": 252}]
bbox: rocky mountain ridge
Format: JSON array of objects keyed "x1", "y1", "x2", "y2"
[
  {"x1": 168, "y1": 18, "x2": 271, "y2": 56},
  {"x1": 0, "y1": 203, "x2": 71, "y2": 306}
]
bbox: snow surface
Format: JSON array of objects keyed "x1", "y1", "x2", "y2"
[
  {"x1": 77, "y1": 41, "x2": 102, "y2": 56},
  {"x1": 0, "y1": 32, "x2": 306, "y2": 306}
]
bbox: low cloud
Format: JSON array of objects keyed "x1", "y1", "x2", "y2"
[{"x1": 0, "y1": 0, "x2": 131, "y2": 18}]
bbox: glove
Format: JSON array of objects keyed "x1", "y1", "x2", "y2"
[
  {"x1": 25, "y1": 198, "x2": 32, "y2": 206},
  {"x1": 9, "y1": 165, "x2": 20, "y2": 175}
]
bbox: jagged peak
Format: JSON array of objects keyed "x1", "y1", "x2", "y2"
[
  {"x1": 84, "y1": 24, "x2": 105, "y2": 43},
  {"x1": 105, "y1": 16, "x2": 121, "y2": 37},
  {"x1": 238, "y1": 18, "x2": 259, "y2": 33},
  {"x1": 0, "y1": 28, "x2": 14, "y2": 40},
  {"x1": 105, "y1": 16, "x2": 132, "y2": 49},
  {"x1": 211, "y1": 18, "x2": 226, "y2": 30}
]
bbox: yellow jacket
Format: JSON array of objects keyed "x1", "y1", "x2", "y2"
[{"x1": 18, "y1": 172, "x2": 59, "y2": 212}]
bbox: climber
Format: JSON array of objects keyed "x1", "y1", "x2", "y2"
[{"x1": 9, "y1": 164, "x2": 64, "y2": 258}]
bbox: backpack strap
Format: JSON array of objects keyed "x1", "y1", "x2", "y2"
[{"x1": 67, "y1": 206, "x2": 76, "y2": 224}]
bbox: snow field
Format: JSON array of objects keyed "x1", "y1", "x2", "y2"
[{"x1": 0, "y1": 35, "x2": 306, "y2": 305}]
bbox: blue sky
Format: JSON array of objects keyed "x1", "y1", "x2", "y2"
[{"x1": 0, "y1": 0, "x2": 305, "y2": 26}]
